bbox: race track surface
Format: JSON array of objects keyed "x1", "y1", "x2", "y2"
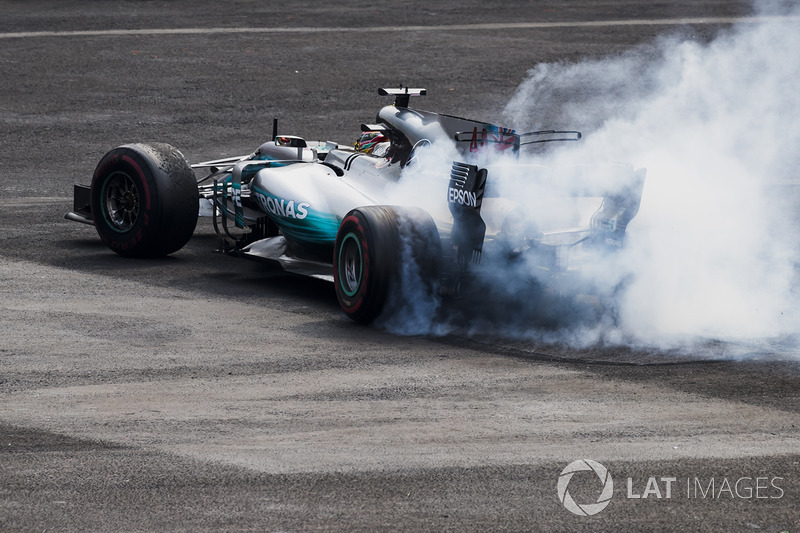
[{"x1": 1, "y1": 1, "x2": 799, "y2": 531}]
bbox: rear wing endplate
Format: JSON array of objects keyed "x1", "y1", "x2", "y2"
[{"x1": 448, "y1": 162, "x2": 487, "y2": 264}]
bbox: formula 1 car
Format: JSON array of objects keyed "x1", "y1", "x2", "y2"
[{"x1": 66, "y1": 87, "x2": 645, "y2": 324}]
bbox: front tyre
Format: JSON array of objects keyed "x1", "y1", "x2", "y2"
[{"x1": 90, "y1": 143, "x2": 199, "y2": 257}]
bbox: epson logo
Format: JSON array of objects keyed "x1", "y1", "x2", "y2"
[{"x1": 448, "y1": 187, "x2": 478, "y2": 208}]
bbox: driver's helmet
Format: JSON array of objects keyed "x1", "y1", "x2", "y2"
[{"x1": 355, "y1": 131, "x2": 389, "y2": 154}]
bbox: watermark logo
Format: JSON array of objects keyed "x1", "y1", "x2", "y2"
[
  {"x1": 558, "y1": 459, "x2": 786, "y2": 517},
  {"x1": 557, "y1": 459, "x2": 614, "y2": 516}
]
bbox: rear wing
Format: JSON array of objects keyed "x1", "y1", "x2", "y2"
[
  {"x1": 447, "y1": 161, "x2": 647, "y2": 259},
  {"x1": 453, "y1": 129, "x2": 582, "y2": 154}
]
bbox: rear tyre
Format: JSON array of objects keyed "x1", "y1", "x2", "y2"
[
  {"x1": 334, "y1": 206, "x2": 440, "y2": 324},
  {"x1": 90, "y1": 143, "x2": 199, "y2": 257}
]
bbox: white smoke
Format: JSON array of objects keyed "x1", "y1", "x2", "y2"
[{"x1": 383, "y1": 3, "x2": 800, "y2": 353}]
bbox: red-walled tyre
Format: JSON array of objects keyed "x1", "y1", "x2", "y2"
[
  {"x1": 334, "y1": 205, "x2": 440, "y2": 324},
  {"x1": 90, "y1": 143, "x2": 199, "y2": 257}
]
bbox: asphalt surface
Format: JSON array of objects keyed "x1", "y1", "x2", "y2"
[{"x1": 1, "y1": 1, "x2": 799, "y2": 531}]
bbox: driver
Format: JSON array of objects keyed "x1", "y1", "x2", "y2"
[{"x1": 354, "y1": 131, "x2": 391, "y2": 158}]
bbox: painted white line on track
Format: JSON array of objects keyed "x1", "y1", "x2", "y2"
[{"x1": 1, "y1": 15, "x2": 799, "y2": 40}]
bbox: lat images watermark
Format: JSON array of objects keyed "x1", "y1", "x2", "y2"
[
  {"x1": 557, "y1": 460, "x2": 614, "y2": 516},
  {"x1": 557, "y1": 460, "x2": 786, "y2": 517}
]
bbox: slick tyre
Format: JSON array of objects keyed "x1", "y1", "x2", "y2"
[
  {"x1": 334, "y1": 206, "x2": 440, "y2": 324},
  {"x1": 90, "y1": 143, "x2": 199, "y2": 257}
]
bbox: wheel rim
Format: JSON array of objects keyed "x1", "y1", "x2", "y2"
[
  {"x1": 103, "y1": 171, "x2": 140, "y2": 232},
  {"x1": 338, "y1": 233, "x2": 363, "y2": 297}
]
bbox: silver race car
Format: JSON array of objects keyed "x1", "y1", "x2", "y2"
[{"x1": 66, "y1": 87, "x2": 645, "y2": 323}]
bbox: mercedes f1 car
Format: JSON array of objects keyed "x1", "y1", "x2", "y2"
[{"x1": 66, "y1": 87, "x2": 646, "y2": 324}]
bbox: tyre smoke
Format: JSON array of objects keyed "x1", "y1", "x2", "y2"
[{"x1": 385, "y1": 3, "x2": 800, "y2": 356}]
